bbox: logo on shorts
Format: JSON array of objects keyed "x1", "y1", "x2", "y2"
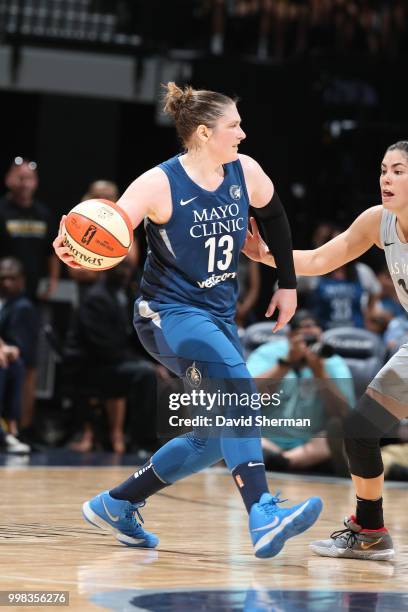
[
  {"x1": 186, "y1": 362, "x2": 202, "y2": 388},
  {"x1": 229, "y1": 184, "x2": 241, "y2": 200},
  {"x1": 81, "y1": 224, "x2": 97, "y2": 245}
]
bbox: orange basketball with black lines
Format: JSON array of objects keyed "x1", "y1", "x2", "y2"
[{"x1": 62, "y1": 199, "x2": 133, "y2": 270}]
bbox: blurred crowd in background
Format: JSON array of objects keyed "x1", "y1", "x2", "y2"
[
  {"x1": 2, "y1": 1, "x2": 407, "y2": 60},
  {"x1": 2, "y1": 155, "x2": 408, "y2": 484},
  {"x1": 92, "y1": 0, "x2": 408, "y2": 60},
  {"x1": 192, "y1": 0, "x2": 408, "y2": 60},
  {"x1": 1, "y1": 0, "x2": 408, "y2": 481}
]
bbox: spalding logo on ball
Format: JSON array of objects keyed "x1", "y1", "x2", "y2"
[{"x1": 62, "y1": 199, "x2": 133, "y2": 270}]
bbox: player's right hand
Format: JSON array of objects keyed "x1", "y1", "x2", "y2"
[{"x1": 53, "y1": 216, "x2": 83, "y2": 268}]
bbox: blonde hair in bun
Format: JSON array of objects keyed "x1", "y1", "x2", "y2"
[{"x1": 162, "y1": 81, "x2": 235, "y2": 147}]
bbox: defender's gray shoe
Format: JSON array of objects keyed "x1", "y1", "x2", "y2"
[{"x1": 310, "y1": 515, "x2": 394, "y2": 561}]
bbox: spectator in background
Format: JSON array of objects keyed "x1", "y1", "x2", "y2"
[
  {"x1": 311, "y1": 262, "x2": 366, "y2": 329},
  {"x1": 0, "y1": 157, "x2": 60, "y2": 300},
  {"x1": 365, "y1": 265, "x2": 406, "y2": 337},
  {"x1": 64, "y1": 259, "x2": 159, "y2": 453},
  {"x1": 206, "y1": 0, "x2": 408, "y2": 62},
  {"x1": 311, "y1": 221, "x2": 335, "y2": 249},
  {"x1": 0, "y1": 338, "x2": 30, "y2": 454},
  {"x1": 247, "y1": 310, "x2": 355, "y2": 473},
  {"x1": 82, "y1": 179, "x2": 119, "y2": 202},
  {"x1": 304, "y1": 223, "x2": 381, "y2": 296},
  {"x1": 0, "y1": 257, "x2": 40, "y2": 439},
  {"x1": 297, "y1": 223, "x2": 381, "y2": 326}
]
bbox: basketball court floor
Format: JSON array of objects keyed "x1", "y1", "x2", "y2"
[{"x1": 1, "y1": 453, "x2": 407, "y2": 611}]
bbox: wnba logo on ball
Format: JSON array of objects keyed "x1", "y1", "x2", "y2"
[
  {"x1": 63, "y1": 198, "x2": 133, "y2": 270},
  {"x1": 81, "y1": 224, "x2": 97, "y2": 245},
  {"x1": 63, "y1": 234, "x2": 104, "y2": 267}
]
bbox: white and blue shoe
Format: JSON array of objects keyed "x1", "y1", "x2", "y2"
[
  {"x1": 249, "y1": 492, "x2": 323, "y2": 558},
  {"x1": 82, "y1": 490, "x2": 159, "y2": 548}
]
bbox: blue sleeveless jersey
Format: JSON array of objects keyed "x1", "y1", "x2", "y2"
[
  {"x1": 313, "y1": 277, "x2": 365, "y2": 329},
  {"x1": 140, "y1": 154, "x2": 250, "y2": 319}
]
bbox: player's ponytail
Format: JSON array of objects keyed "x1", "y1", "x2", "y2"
[
  {"x1": 162, "y1": 82, "x2": 236, "y2": 148},
  {"x1": 163, "y1": 82, "x2": 194, "y2": 120}
]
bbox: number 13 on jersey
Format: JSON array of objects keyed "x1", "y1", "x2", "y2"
[{"x1": 205, "y1": 235, "x2": 234, "y2": 273}]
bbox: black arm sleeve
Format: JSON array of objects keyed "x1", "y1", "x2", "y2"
[{"x1": 251, "y1": 191, "x2": 297, "y2": 289}]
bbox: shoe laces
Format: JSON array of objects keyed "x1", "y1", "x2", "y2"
[
  {"x1": 330, "y1": 527, "x2": 358, "y2": 549},
  {"x1": 124, "y1": 500, "x2": 146, "y2": 525},
  {"x1": 330, "y1": 518, "x2": 360, "y2": 549},
  {"x1": 260, "y1": 491, "x2": 288, "y2": 518}
]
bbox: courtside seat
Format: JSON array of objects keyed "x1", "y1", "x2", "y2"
[{"x1": 240, "y1": 321, "x2": 288, "y2": 358}]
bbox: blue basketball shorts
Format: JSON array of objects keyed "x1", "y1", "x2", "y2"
[{"x1": 133, "y1": 297, "x2": 251, "y2": 381}]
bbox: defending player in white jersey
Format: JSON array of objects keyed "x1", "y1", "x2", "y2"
[{"x1": 243, "y1": 140, "x2": 408, "y2": 561}]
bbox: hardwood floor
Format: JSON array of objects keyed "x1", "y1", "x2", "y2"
[{"x1": 0, "y1": 467, "x2": 406, "y2": 611}]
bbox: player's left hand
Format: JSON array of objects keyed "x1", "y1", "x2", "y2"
[
  {"x1": 241, "y1": 217, "x2": 271, "y2": 263},
  {"x1": 265, "y1": 288, "x2": 297, "y2": 332}
]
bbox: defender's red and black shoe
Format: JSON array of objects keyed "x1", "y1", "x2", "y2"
[{"x1": 309, "y1": 515, "x2": 394, "y2": 561}]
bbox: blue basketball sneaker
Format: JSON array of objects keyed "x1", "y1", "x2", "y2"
[
  {"x1": 249, "y1": 492, "x2": 323, "y2": 558},
  {"x1": 82, "y1": 490, "x2": 159, "y2": 548}
]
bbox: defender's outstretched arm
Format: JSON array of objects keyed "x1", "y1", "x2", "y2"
[{"x1": 243, "y1": 205, "x2": 382, "y2": 276}]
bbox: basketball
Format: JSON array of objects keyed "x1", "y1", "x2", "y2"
[{"x1": 62, "y1": 198, "x2": 133, "y2": 270}]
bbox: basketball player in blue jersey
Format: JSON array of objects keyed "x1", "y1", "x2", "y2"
[
  {"x1": 53, "y1": 82, "x2": 322, "y2": 558},
  {"x1": 243, "y1": 140, "x2": 408, "y2": 561}
]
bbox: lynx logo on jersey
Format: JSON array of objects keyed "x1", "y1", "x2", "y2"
[
  {"x1": 229, "y1": 184, "x2": 241, "y2": 200},
  {"x1": 186, "y1": 362, "x2": 202, "y2": 388}
]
